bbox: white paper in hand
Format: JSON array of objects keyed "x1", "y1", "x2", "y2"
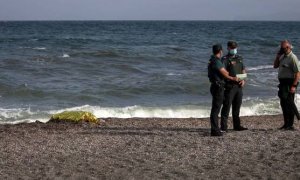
[{"x1": 236, "y1": 74, "x2": 247, "y2": 80}]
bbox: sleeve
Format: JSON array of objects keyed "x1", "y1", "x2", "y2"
[
  {"x1": 292, "y1": 55, "x2": 300, "y2": 73},
  {"x1": 215, "y1": 59, "x2": 225, "y2": 70}
]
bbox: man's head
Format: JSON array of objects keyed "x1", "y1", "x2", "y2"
[
  {"x1": 280, "y1": 40, "x2": 292, "y2": 55},
  {"x1": 227, "y1": 41, "x2": 238, "y2": 56},
  {"x1": 212, "y1": 44, "x2": 223, "y2": 57}
]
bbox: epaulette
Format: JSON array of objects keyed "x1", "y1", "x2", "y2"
[
  {"x1": 235, "y1": 55, "x2": 243, "y2": 62},
  {"x1": 226, "y1": 55, "x2": 243, "y2": 61}
]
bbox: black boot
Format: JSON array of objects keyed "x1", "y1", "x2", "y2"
[
  {"x1": 234, "y1": 126, "x2": 248, "y2": 131},
  {"x1": 211, "y1": 131, "x2": 223, "y2": 136}
]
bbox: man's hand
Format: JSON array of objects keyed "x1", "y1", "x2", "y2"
[
  {"x1": 274, "y1": 54, "x2": 282, "y2": 69},
  {"x1": 290, "y1": 86, "x2": 296, "y2": 94},
  {"x1": 239, "y1": 80, "x2": 245, "y2": 87},
  {"x1": 231, "y1": 77, "x2": 239, "y2": 82}
]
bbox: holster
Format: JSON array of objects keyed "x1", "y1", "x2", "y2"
[{"x1": 214, "y1": 81, "x2": 225, "y2": 87}]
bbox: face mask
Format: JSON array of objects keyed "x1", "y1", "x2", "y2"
[{"x1": 229, "y1": 48, "x2": 237, "y2": 55}]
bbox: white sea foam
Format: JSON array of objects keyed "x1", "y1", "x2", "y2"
[
  {"x1": 2, "y1": 94, "x2": 300, "y2": 124},
  {"x1": 2, "y1": 118, "x2": 49, "y2": 125},
  {"x1": 247, "y1": 65, "x2": 273, "y2": 71},
  {"x1": 33, "y1": 47, "x2": 47, "y2": 50},
  {"x1": 0, "y1": 107, "x2": 33, "y2": 119},
  {"x1": 49, "y1": 96, "x2": 286, "y2": 119},
  {"x1": 19, "y1": 46, "x2": 46, "y2": 50},
  {"x1": 62, "y1": 53, "x2": 70, "y2": 58},
  {"x1": 166, "y1": 73, "x2": 181, "y2": 76},
  {"x1": 0, "y1": 107, "x2": 52, "y2": 124},
  {"x1": 48, "y1": 105, "x2": 211, "y2": 119}
]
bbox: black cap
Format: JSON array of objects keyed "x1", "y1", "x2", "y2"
[
  {"x1": 227, "y1": 41, "x2": 238, "y2": 48},
  {"x1": 212, "y1": 44, "x2": 222, "y2": 55}
]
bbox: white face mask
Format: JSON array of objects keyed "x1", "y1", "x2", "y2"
[{"x1": 229, "y1": 48, "x2": 237, "y2": 55}]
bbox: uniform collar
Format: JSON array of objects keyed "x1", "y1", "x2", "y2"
[
  {"x1": 211, "y1": 55, "x2": 221, "y2": 60},
  {"x1": 226, "y1": 54, "x2": 237, "y2": 58}
]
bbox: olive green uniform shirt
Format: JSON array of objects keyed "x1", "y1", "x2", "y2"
[
  {"x1": 222, "y1": 54, "x2": 245, "y2": 77},
  {"x1": 208, "y1": 55, "x2": 225, "y2": 83},
  {"x1": 278, "y1": 51, "x2": 300, "y2": 79}
]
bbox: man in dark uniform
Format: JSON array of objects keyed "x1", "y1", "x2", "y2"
[
  {"x1": 220, "y1": 41, "x2": 248, "y2": 132},
  {"x1": 274, "y1": 40, "x2": 300, "y2": 130},
  {"x1": 208, "y1": 44, "x2": 239, "y2": 136}
]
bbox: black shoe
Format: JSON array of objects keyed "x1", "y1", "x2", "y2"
[
  {"x1": 211, "y1": 131, "x2": 223, "y2": 136},
  {"x1": 234, "y1": 126, "x2": 248, "y2": 131},
  {"x1": 279, "y1": 124, "x2": 288, "y2": 130},
  {"x1": 284, "y1": 126, "x2": 295, "y2": 131}
]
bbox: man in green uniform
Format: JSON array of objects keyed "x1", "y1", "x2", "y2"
[
  {"x1": 208, "y1": 44, "x2": 239, "y2": 136},
  {"x1": 274, "y1": 40, "x2": 300, "y2": 130},
  {"x1": 220, "y1": 41, "x2": 248, "y2": 132}
]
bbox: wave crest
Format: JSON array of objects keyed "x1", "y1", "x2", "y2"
[
  {"x1": 2, "y1": 95, "x2": 300, "y2": 124},
  {"x1": 247, "y1": 65, "x2": 273, "y2": 71}
]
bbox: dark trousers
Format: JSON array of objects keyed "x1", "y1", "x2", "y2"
[
  {"x1": 221, "y1": 84, "x2": 243, "y2": 130},
  {"x1": 278, "y1": 79, "x2": 296, "y2": 127},
  {"x1": 210, "y1": 83, "x2": 224, "y2": 133}
]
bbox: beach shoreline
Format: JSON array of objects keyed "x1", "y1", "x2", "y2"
[{"x1": 1, "y1": 115, "x2": 299, "y2": 179}]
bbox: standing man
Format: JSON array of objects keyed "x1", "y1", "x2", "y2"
[
  {"x1": 208, "y1": 44, "x2": 238, "y2": 136},
  {"x1": 274, "y1": 40, "x2": 300, "y2": 130},
  {"x1": 220, "y1": 41, "x2": 248, "y2": 132}
]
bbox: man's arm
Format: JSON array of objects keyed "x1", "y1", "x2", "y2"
[
  {"x1": 219, "y1": 68, "x2": 238, "y2": 82},
  {"x1": 214, "y1": 58, "x2": 238, "y2": 82},
  {"x1": 290, "y1": 72, "x2": 300, "y2": 93},
  {"x1": 274, "y1": 54, "x2": 282, "y2": 68},
  {"x1": 290, "y1": 56, "x2": 300, "y2": 93}
]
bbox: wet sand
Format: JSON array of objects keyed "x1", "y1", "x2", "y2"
[{"x1": 0, "y1": 115, "x2": 299, "y2": 179}]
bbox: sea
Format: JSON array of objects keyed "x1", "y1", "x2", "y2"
[{"x1": 0, "y1": 21, "x2": 300, "y2": 124}]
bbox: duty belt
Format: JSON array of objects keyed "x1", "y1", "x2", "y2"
[{"x1": 212, "y1": 81, "x2": 225, "y2": 87}]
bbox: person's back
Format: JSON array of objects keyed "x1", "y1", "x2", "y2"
[{"x1": 208, "y1": 55, "x2": 225, "y2": 84}]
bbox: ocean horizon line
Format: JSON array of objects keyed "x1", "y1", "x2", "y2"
[{"x1": 1, "y1": 19, "x2": 300, "y2": 23}]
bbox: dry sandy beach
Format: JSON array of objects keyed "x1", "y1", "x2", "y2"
[{"x1": 1, "y1": 115, "x2": 299, "y2": 179}]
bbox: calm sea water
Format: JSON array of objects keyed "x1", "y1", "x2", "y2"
[{"x1": 0, "y1": 21, "x2": 300, "y2": 123}]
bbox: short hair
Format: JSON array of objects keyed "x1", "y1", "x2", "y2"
[
  {"x1": 227, "y1": 41, "x2": 238, "y2": 48},
  {"x1": 281, "y1": 40, "x2": 292, "y2": 49},
  {"x1": 212, "y1": 44, "x2": 222, "y2": 55}
]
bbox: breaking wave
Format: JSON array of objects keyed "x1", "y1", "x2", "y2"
[
  {"x1": 247, "y1": 65, "x2": 274, "y2": 71},
  {"x1": 1, "y1": 95, "x2": 298, "y2": 124}
]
